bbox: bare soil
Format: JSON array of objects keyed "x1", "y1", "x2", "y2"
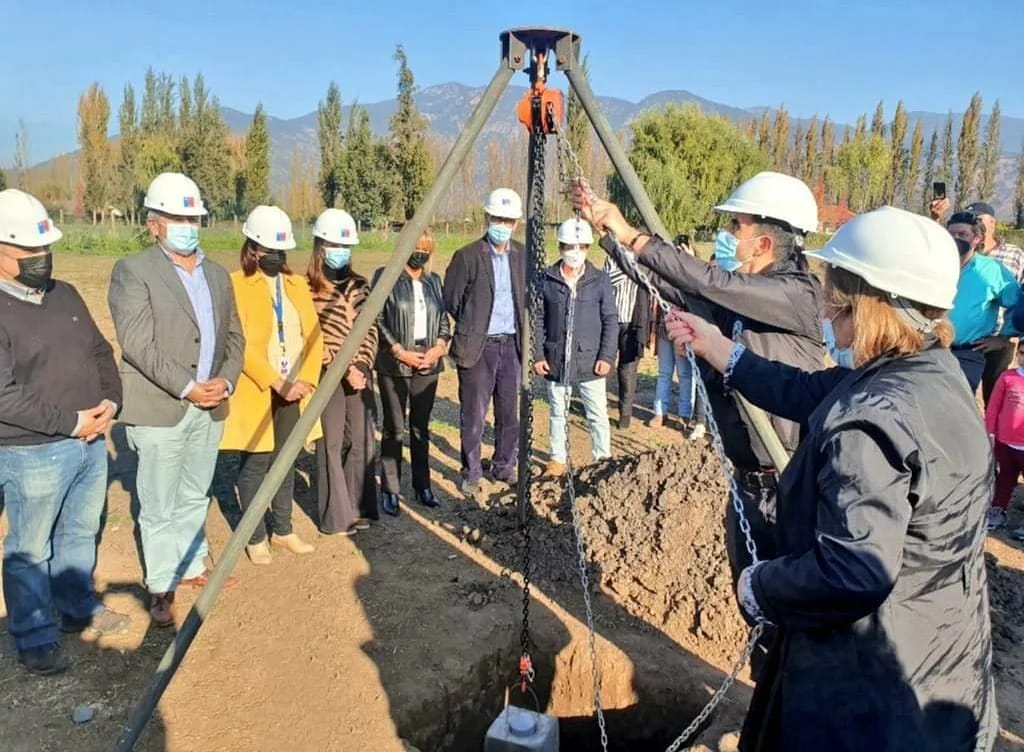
[{"x1": 1, "y1": 254, "x2": 1023, "y2": 752}]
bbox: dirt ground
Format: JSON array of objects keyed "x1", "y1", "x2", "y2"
[{"x1": 1, "y1": 253, "x2": 1023, "y2": 751}]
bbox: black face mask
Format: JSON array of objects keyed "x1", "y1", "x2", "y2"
[
  {"x1": 258, "y1": 252, "x2": 285, "y2": 277},
  {"x1": 15, "y1": 252, "x2": 53, "y2": 290},
  {"x1": 407, "y1": 251, "x2": 431, "y2": 270},
  {"x1": 954, "y1": 238, "x2": 972, "y2": 257}
]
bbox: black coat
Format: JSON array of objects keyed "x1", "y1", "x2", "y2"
[
  {"x1": 442, "y1": 237, "x2": 526, "y2": 369},
  {"x1": 602, "y1": 235, "x2": 824, "y2": 470},
  {"x1": 534, "y1": 261, "x2": 618, "y2": 384},
  {"x1": 730, "y1": 346, "x2": 997, "y2": 752},
  {"x1": 371, "y1": 267, "x2": 451, "y2": 377}
]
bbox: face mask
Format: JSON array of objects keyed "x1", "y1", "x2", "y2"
[
  {"x1": 15, "y1": 252, "x2": 53, "y2": 290},
  {"x1": 953, "y1": 238, "x2": 972, "y2": 257},
  {"x1": 165, "y1": 223, "x2": 200, "y2": 255},
  {"x1": 407, "y1": 251, "x2": 431, "y2": 270},
  {"x1": 324, "y1": 248, "x2": 351, "y2": 270},
  {"x1": 258, "y1": 252, "x2": 285, "y2": 277},
  {"x1": 561, "y1": 249, "x2": 586, "y2": 269},
  {"x1": 487, "y1": 223, "x2": 513, "y2": 246},
  {"x1": 822, "y1": 316, "x2": 855, "y2": 369},
  {"x1": 713, "y1": 231, "x2": 744, "y2": 272}
]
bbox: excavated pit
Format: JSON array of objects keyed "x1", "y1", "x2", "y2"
[{"x1": 395, "y1": 444, "x2": 752, "y2": 751}]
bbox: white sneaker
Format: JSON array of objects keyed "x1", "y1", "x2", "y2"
[
  {"x1": 1012, "y1": 526, "x2": 1024, "y2": 542},
  {"x1": 986, "y1": 507, "x2": 1008, "y2": 532},
  {"x1": 684, "y1": 422, "x2": 707, "y2": 441}
]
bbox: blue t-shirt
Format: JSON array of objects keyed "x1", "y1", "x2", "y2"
[{"x1": 949, "y1": 253, "x2": 1020, "y2": 345}]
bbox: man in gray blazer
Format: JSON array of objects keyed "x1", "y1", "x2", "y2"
[{"x1": 108, "y1": 172, "x2": 244, "y2": 628}]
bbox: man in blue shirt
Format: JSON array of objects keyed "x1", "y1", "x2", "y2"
[
  {"x1": 947, "y1": 211, "x2": 1020, "y2": 393},
  {"x1": 443, "y1": 188, "x2": 526, "y2": 496}
]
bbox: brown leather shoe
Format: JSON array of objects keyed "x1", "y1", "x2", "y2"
[
  {"x1": 149, "y1": 592, "x2": 175, "y2": 628},
  {"x1": 546, "y1": 460, "x2": 567, "y2": 477},
  {"x1": 180, "y1": 570, "x2": 239, "y2": 590}
]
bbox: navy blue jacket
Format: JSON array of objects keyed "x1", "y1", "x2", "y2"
[{"x1": 534, "y1": 261, "x2": 618, "y2": 383}]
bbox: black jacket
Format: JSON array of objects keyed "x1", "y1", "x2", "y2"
[
  {"x1": 371, "y1": 267, "x2": 451, "y2": 377},
  {"x1": 602, "y1": 235, "x2": 823, "y2": 470},
  {"x1": 534, "y1": 261, "x2": 618, "y2": 383},
  {"x1": 442, "y1": 237, "x2": 526, "y2": 369},
  {"x1": 730, "y1": 346, "x2": 997, "y2": 752}
]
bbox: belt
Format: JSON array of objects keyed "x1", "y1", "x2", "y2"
[
  {"x1": 414, "y1": 338, "x2": 429, "y2": 347},
  {"x1": 486, "y1": 333, "x2": 515, "y2": 343},
  {"x1": 736, "y1": 468, "x2": 778, "y2": 491}
]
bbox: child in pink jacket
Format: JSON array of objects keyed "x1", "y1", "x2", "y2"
[{"x1": 985, "y1": 341, "x2": 1024, "y2": 539}]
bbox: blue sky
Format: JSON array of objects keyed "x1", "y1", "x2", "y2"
[{"x1": 2, "y1": 0, "x2": 1021, "y2": 165}]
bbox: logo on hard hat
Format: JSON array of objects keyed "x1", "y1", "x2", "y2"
[
  {"x1": 275, "y1": 232, "x2": 287, "y2": 242},
  {"x1": 183, "y1": 196, "x2": 196, "y2": 209},
  {"x1": 501, "y1": 198, "x2": 511, "y2": 206},
  {"x1": 341, "y1": 229, "x2": 351, "y2": 238},
  {"x1": 37, "y1": 219, "x2": 50, "y2": 235}
]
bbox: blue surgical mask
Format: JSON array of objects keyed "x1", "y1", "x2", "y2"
[
  {"x1": 713, "y1": 231, "x2": 743, "y2": 272},
  {"x1": 487, "y1": 223, "x2": 513, "y2": 246},
  {"x1": 822, "y1": 317, "x2": 855, "y2": 369},
  {"x1": 165, "y1": 224, "x2": 199, "y2": 255},
  {"x1": 324, "y1": 247, "x2": 351, "y2": 270}
]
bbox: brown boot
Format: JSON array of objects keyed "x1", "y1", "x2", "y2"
[
  {"x1": 546, "y1": 460, "x2": 567, "y2": 477},
  {"x1": 271, "y1": 533, "x2": 315, "y2": 555},
  {"x1": 149, "y1": 592, "x2": 175, "y2": 629}
]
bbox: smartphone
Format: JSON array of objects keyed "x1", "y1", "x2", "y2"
[{"x1": 933, "y1": 181, "x2": 946, "y2": 200}]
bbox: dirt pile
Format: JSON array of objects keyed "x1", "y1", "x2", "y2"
[{"x1": 443, "y1": 442, "x2": 748, "y2": 669}]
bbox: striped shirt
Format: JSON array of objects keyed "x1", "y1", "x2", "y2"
[
  {"x1": 987, "y1": 239, "x2": 1024, "y2": 284},
  {"x1": 312, "y1": 274, "x2": 378, "y2": 371},
  {"x1": 604, "y1": 256, "x2": 638, "y2": 325}
]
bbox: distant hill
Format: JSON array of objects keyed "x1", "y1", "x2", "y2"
[{"x1": 25, "y1": 82, "x2": 1024, "y2": 219}]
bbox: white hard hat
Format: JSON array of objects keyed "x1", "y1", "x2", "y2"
[
  {"x1": 804, "y1": 206, "x2": 959, "y2": 310},
  {"x1": 484, "y1": 188, "x2": 523, "y2": 220},
  {"x1": 556, "y1": 218, "x2": 594, "y2": 245},
  {"x1": 242, "y1": 205, "x2": 297, "y2": 251},
  {"x1": 144, "y1": 172, "x2": 208, "y2": 217},
  {"x1": 0, "y1": 189, "x2": 63, "y2": 248},
  {"x1": 715, "y1": 171, "x2": 818, "y2": 234},
  {"x1": 312, "y1": 208, "x2": 359, "y2": 246}
]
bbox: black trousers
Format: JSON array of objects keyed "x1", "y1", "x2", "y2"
[
  {"x1": 379, "y1": 371, "x2": 439, "y2": 495},
  {"x1": 236, "y1": 394, "x2": 300, "y2": 545},
  {"x1": 316, "y1": 371, "x2": 379, "y2": 533},
  {"x1": 616, "y1": 323, "x2": 642, "y2": 426},
  {"x1": 982, "y1": 340, "x2": 1015, "y2": 405},
  {"x1": 952, "y1": 346, "x2": 986, "y2": 395},
  {"x1": 457, "y1": 336, "x2": 520, "y2": 483}
]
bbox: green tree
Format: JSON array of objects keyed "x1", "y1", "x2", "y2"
[
  {"x1": 118, "y1": 83, "x2": 141, "y2": 220},
  {"x1": 179, "y1": 75, "x2": 194, "y2": 134},
  {"x1": 607, "y1": 104, "x2": 768, "y2": 233},
  {"x1": 978, "y1": 99, "x2": 1002, "y2": 201},
  {"x1": 178, "y1": 74, "x2": 231, "y2": 216},
  {"x1": 567, "y1": 54, "x2": 592, "y2": 180},
  {"x1": 317, "y1": 82, "x2": 344, "y2": 208},
  {"x1": 790, "y1": 121, "x2": 805, "y2": 176},
  {"x1": 921, "y1": 129, "x2": 939, "y2": 212},
  {"x1": 141, "y1": 67, "x2": 159, "y2": 135},
  {"x1": 1015, "y1": 144, "x2": 1024, "y2": 228},
  {"x1": 821, "y1": 116, "x2": 836, "y2": 201},
  {"x1": 940, "y1": 112, "x2": 954, "y2": 187},
  {"x1": 802, "y1": 115, "x2": 819, "y2": 186},
  {"x1": 242, "y1": 103, "x2": 270, "y2": 212},
  {"x1": 77, "y1": 82, "x2": 113, "y2": 221},
  {"x1": 389, "y1": 44, "x2": 431, "y2": 220},
  {"x1": 904, "y1": 119, "x2": 924, "y2": 209},
  {"x1": 756, "y1": 111, "x2": 771, "y2": 156},
  {"x1": 833, "y1": 133, "x2": 891, "y2": 212},
  {"x1": 135, "y1": 134, "x2": 181, "y2": 186},
  {"x1": 887, "y1": 100, "x2": 908, "y2": 204},
  {"x1": 854, "y1": 114, "x2": 867, "y2": 142},
  {"x1": 871, "y1": 100, "x2": 886, "y2": 137},
  {"x1": 340, "y1": 104, "x2": 388, "y2": 225},
  {"x1": 956, "y1": 92, "x2": 983, "y2": 203},
  {"x1": 0, "y1": 169, "x2": 5, "y2": 191},
  {"x1": 771, "y1": 106, "x2": 790, "y2": 171}
]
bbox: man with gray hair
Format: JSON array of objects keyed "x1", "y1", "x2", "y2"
[{"x1": 108, "y1": 172, "x2": 244, "y2": 628}]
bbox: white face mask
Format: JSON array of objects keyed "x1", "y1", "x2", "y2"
[
  {"x1": 822, "y1": 317, "x2": 855, "y2": 369},
  {"x1": 561, "y1": 249, "x2": 586, "y2": 270}
]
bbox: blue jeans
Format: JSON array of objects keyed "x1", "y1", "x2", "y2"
[
  {"x1": 548, "y1": 378, "x2": 612, "y2": 464},
  {"x1": 126, "y1": 405, "x2": 223, "y2": 594},
  {"x1": 653, "y1": 331, "x2": 694, "y2": 419},
  {"x1": 0, "y1": 438, "x2": 106, "y2": 652}
]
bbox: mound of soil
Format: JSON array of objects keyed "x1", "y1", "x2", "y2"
[{"x1": 443, "y1": 443, "x2": 748, "y2": 669}]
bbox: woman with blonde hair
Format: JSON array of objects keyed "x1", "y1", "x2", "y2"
[
  {"x1": 667, "y1": 206, "x2": 997, "y2": 751},
  {"x1": 222, "y1": 205, "x2": 323, "y2": 565}
]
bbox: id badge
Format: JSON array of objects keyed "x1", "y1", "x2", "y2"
[{"x1": 278, "y1": 357, "x2": 291, "y2": 377}]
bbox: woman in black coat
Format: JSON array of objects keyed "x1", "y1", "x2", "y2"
[
  {"x1": 668, "y1": 207, "x2": 997, "y2": 752},
  {"x1": 372, "y1": 230, "x2": 451, "y2": 516}
]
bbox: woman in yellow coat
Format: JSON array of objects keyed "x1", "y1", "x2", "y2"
[{"x1": 222, "y1": 205, "x2": 323, "y2": 565}]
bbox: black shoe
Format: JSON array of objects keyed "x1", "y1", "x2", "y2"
[
  {"x1": 460, "y1": 478, "x2": 480, "y2": 497},
  {"x1": 19, "y1": 644, "x2": 70, "y2": 676},
  {"x1": 381, "y1": 492, "x2": 401, "y2": 517},
  {"x1": 417, "y1": 488, "x2": 440, "y2": 509}
]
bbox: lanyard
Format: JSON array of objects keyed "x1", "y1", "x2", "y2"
[{"x1": 273, "y1": 275, "x2": 286, "y2": 347}]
